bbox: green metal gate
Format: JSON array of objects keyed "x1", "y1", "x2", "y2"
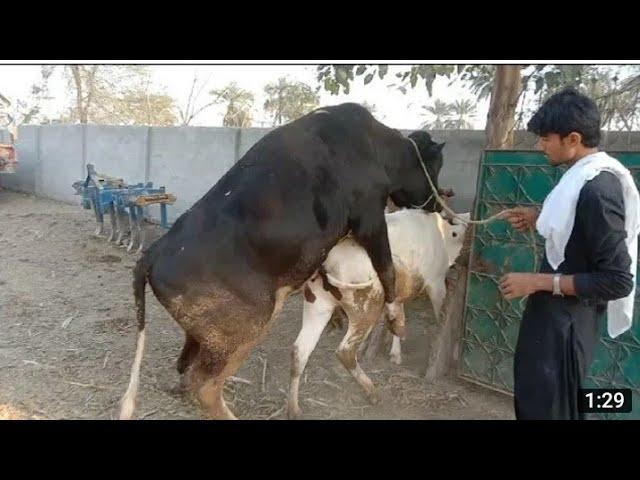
[{"x1": 459, "y1": 150, "x2": 640, "y2": 419}]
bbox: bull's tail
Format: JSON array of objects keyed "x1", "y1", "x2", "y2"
[
  {"x1": 119, "y1": 260, "x2": 149, "y2": 420},
  {"x1": 325, "y1": 272, "x2": 375, "y2": 290}
]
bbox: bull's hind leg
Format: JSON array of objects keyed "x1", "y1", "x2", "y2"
[
  {"x1": 288, "y1": 282, "x2": 336, "y2": 419},
  {"x1": 187, "y1": 343, "x2": 257, "y2": 420},
  {"x1": 179, "y1": 286, "x2": 290, "y2": 420},
  {"x1": 176, "y1": 334, "x2": 200, "y2": 392},
  {"x1": 177, "y1": 335, "x2": 199, "y2": 373}
]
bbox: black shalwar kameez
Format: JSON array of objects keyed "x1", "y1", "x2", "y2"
[{"x1": 514, "y1": 171, "x2": 634, "y2": 420}]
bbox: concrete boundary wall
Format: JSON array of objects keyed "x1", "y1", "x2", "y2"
[{"x1": 2, "y1": 124, "x2": 640, "y2": 221}]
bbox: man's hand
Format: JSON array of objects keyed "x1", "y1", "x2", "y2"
[
  {"x1": 499, "y1": 273, "x2": 539, "y2": 300},
  {"x1": 503, "y1": 207, "x2": 539, "y2": 233}
]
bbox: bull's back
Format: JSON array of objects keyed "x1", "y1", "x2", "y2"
[{"x1": 145, "y1": 129, "x2": 352, "y2": 298}]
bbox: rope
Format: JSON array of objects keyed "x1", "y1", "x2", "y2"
[{"x1": 406, "y1": 137, "x2": 540, "y2": 275}]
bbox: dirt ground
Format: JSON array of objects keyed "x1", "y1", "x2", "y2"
[{"x1": 0, "y1": 188, "x2": 514, "y2": 420}]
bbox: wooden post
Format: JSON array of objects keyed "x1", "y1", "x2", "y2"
[
  {"x1": 424, "y1": 264, "x2": 469, "y2": 381},
  {"x1": 424, "y1": 226, "x2": 473, "y2": 380}
]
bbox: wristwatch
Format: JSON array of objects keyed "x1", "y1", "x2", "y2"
[{"x1": 553, "y1": 273, "x2": 564, "y2": 297}]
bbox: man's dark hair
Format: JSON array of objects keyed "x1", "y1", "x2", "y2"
[{"x1": 527, "y1": 87, "x2": 601, "y2": 148}]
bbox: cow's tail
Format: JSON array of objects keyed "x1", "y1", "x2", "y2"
[
  {"x1": 325, "y1": 272, "x2": 375, "y2": 290},
  {"x1": 119, "y1": 259, "x2": 149, "y2": 420}
]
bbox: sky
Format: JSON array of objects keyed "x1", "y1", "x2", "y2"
[
  {"x1": 0, "y1": 62, "x2": 489, "y2": 130},
  {"x1": 1, "y1": 61, "x2": 639, "y2": 131}
]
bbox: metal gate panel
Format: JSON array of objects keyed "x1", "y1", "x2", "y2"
[{"x1": 459, "y1": 150, "x2": 640, "y2": 419}]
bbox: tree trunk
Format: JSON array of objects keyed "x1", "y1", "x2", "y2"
[
  {"x1": 84, "y1": 65, "x2": 99, "y2": 124},
  {"x1": 485, "y1": 65, "x2": 522, "y2": 149},
  {"x1": 71, "y1": 66, "x2": 88, "y2": 124}
]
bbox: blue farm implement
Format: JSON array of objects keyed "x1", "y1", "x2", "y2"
[{"x1": 72, "y1": 164, "x2": 176, "y2": 253}]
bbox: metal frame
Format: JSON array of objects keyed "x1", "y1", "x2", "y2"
[{"x1": 72, "y1": 164, "x2": 176, "y2": 253}]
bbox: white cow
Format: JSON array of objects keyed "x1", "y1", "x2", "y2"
[{"x1": 288, "y1": 209, "x2": 470, "y2": 419}]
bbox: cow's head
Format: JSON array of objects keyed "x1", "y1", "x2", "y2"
[{"x1": 388, "y1": 131, "x2": 445, "y2": 213}]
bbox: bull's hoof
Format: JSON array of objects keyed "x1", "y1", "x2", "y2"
[{"x1": 367, "y1": 389, "x2": 380, "y2": 405}]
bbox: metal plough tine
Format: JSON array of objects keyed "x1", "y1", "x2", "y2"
[
  {"x1": 127, "y1": 206, "x2": 138, "y2": 253},
  {"x1": 136, "y1": 206, "x2": 145, "y2": 254},
  {"x1": 107, "y1": 202, "x2": 117, "y2": 242},
  {"x1": 115, "y1": 205, "x2": 125, "y2": 245}
]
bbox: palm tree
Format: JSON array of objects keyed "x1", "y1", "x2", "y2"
[
  {"x1": 210, "y1": 82, "x2": 255, "y2": 127},
  {"x1": 420, "y1": 99, "x2": 452, "y2": 130},
  {"x1": 445, "y1": 99, "x2": 477, "y2": 130}
]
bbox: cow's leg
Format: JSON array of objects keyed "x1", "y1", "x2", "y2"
[
  {"x1": 288, "y1": 281, "x2": 336, "y2": 419},
  {"x1": 336, "y1": 322, "x2": 379, "y2": 404},
  {"x1": 349, "y1": 208, "x2": 406, "y2": 340},
  {"x1": 425, "y1": 281, "x2": 447, "y2": 382},
  {"x1": 428, "y1": 281, "x2": 446, "y2": 318},
  {"x1": 387, "y1": 301, "x2": 408, "y2": 365},
  {"x1": 336, "y1": 294, "x2": 383, "y2": 405}
]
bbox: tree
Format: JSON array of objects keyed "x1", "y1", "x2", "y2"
[
  {"x1": 316, "y1": 64, "x2": 640, "y2": 148},
  {"x1": 177, "y1": 72, "x2": 220, "y2": 126},
  {"x1": 210, "y1": 82, "x2": 255, "y2": 127},
  {"x1": 69, "y1": 65, "x2": 99, "y2": 124},
  {"x1": 0, "y1": 66, "x2": 55, "y2": 138},
  {"x1": 587, "y1": 69, "x2": 640, "y2": 131},
  {"x1": 61, "y1": 65, "x2": 178, "y2": 126},
  {"x1": 263, "y1": 77, "x2": 319, "y2": 126},
  {"x1": 443, "y1": 99, "x2": 477, "y2": 130},
  {"x1": 484, "y1": 65, "x2": 522, "y2": 147},
  {"x1": 99, "y1": 89, "x2": 177, "y2": 126},
  {"x1": 420, "y1": 99, "x2": 452, "y2": 130},
  {"x1": 318, "y1": 64, "x2": 521, "y2": 147}
]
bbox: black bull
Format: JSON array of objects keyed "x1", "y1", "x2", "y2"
[{"x1": 119, "y1": 103, "x2": 447, "y2": 419}]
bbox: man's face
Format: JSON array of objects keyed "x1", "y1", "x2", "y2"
[{"x1": 537, "y1": 133, "x2": 579, "y2": 166}]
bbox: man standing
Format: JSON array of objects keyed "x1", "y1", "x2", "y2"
[{"x1": 500, "y1": 87, "x2": 640, "y2": 419}]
